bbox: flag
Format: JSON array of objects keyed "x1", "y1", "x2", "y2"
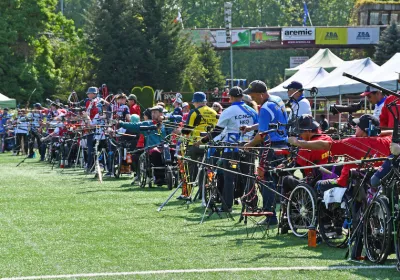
[
  {"x1": 174, "y1": 11, "x2": 182, "y2": 24},
  {"x1": 303, "y1": 2, "x2": 309, "y2": 26}
]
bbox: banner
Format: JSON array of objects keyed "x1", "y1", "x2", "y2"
[
  {"x1": 281, "y1": 27, "x2": 315, "y2": 45},
  {"x1": 316, "y1": 28, "x2": 347, "y2": 45},
  {"x1": 186, "y1": 30, "x2": 216, "y2": 46},
  {"x1": 290, "y1": 56, "x2": 309, "y2": 68},
  {"x1": 347, "y1": 27, "x2": 380, "y2": 45},
  {"x1": 215, "y1": 29, "x2": 250, "y2": 48},
  {"x1": 250, "y1": 29, "x2": 281, "y2": 47}
]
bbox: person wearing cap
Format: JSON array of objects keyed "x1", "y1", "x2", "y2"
[
  {"x1": 13, "y1": 109, "x2": 29, "y2": 156},
  {"x1": 281, "y1": 115, "x2": 332, "y2": 200},
  {"x1": 83, "y1": 87, "x2": 100, "y2": 173},
  {"x1": 243, "y1": 80, "x2": 288, "y2": 225},
  {"x1": 288, "y1": 114, "x2": 391, "y2": 192},
  {"x1": 128, "y1": 94, "x2": 141, "y2": 116},
  {"x1": 119, "y1": 105, "x2": 182, "y2": 185},
  {"x1": 172, "y1": 98, "x2": 183, "y2": 116},
  {"x1": 360, "y1": 83, "x2": 386, "y2": 119},
  {"x1": 196, "y1": 86, "x2": 258, "y2": 212},
  {"x1": 0, "y1": 108, "x2": 11, "y2": 153},
  {"x1": 182, "y1": 102, "x2": 190, "y2": 122},
  {"x1": 143, "y1": 108, "x2": 152, "y2": 121},
  {"x1": 284, "y1": 81, "x2": 311, "y2": 120},
  {"x1": 27, "y1": 103, "x2": 46, "y2": 159}
]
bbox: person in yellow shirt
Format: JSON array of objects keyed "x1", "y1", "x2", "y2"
[{"x1": 185, "y1": 92, "x2": 218, "y2": 188}]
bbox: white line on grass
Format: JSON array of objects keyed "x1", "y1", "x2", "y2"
[{"x1": 1, "y1": 265, "x2": 397, "y2": 280}]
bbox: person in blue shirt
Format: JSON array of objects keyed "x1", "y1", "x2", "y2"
[
  {"x1": 197, "y1": 86, "x2": 258, "y2": 212},
  {"x1": 172, "y1": 98, "x2": 183, "y2": 116},
  {"x1": 119, "y1": 105, "x2": 182, "y2": 185},
  {"x1": 244, "y1": 80, "x2": 288, "y2": 225},
  {"x1": 0, "y1": 108, "x2": 11, "y2": 152}
]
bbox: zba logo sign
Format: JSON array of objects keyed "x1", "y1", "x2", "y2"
[
  {"x1": 325, "y1": 32, "x2": 338, "y2": 40},
  {"x1": 356, "y1": 32, "x2": 370, "y2": 40}
]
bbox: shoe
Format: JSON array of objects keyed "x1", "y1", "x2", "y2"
[
  {"x1": 257, "y1": 216, "x2": 278, "y2": 226},
  {"x1": 105, "y1": 172, "x2": 112, "y2": 177},
  {"x1": 176, "y1": 195, "x2": 187, "y2": 200}
]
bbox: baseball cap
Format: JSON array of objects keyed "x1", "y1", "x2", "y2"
[
  {"x1": 298, "y1": 114, "x2": 320, "y2": 131},
  {"x1": 3, "y1": 107, "x2": 8, "y2": 111},
  {"x1": 149, "y1": 105, "x2": 163, "y2": 112},
  {"x1": 192, "y1": 92, "x2": 207, "y2": 102},
  {"x1": 283, "y1": 81, "x2": 303, "y2": 90},
  {"x1": 157, "y1": 102, "x2": 166, "y2": 108},
  {"x1": 128, "y1": 94, "x2": 137, "y2": 101},
  {"x1": 352, "y1": 114, "x2": 379, "y2": 133},
  {"x1": 182, "y1": 102, "x2": 189, "y2": 108},
  {"x1": 244, "y1": 80, "x2": 267, "y2": 94},
  {"x1": 229, "y1": 86, "x2": 243, "y2": 97},
  {"x1": 173, "y1": 98, "x2": 183, "y2": 104},
  {"x1": 360, "y1": 83, "x2": 380, "y2": 97},
  {"x1": 34, "y1": 103, "x2": 42, "y2": 108},
  {"x1": 143, "y1": 108, "x2": 152, "y2": 119},
  {"x1": 87, "y1": 87, "x2": 98, "y2": 94}
]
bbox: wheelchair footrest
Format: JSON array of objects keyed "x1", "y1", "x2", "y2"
[{"x1": 242, "y1": 211, "x2": 274, "y2": 217}]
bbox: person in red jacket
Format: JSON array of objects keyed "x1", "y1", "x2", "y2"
[
  {"x1": 380, "y1": 94, "x2": 400, "y2": 129},
  {"x1": 128, "y1": 94, "x2": 141, "y2": 116},
  {"x1": 289, "y1": 114, "x2": 391, "y2": 190}
]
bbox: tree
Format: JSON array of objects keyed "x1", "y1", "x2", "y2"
[
  {"x1": 197, "y1": 40, "x2": 224, "y2": 91},
  {"x1": 375, "y1": 21, "x2": 400, "y2": 65},
  {"x1": 139, "y1": 0, "x2": 192, "y2": 91},
  {"x1": 86, "y1": 0, "x2": 146, "y2": 92}
]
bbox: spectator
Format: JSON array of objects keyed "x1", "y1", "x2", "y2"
[
  {"x1": 212, "y1": 102, "x2": 223, "y2": 114},
  {"x1": 128, "y1": 94, "x2": 141, "y2": 116},
  {"x1": 221, "y1": 87, "x2": 230, "y2": 103}
]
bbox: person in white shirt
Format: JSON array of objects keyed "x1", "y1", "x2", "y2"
[
  {"x1": 360, "y1": 83, "x2": 386, "y2": 119},
  {"x1": 284, "y1": 81, "x2": 311, "y2": 120}
]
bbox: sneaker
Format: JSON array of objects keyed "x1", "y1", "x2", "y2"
[
  {"x1": 257, "y1": 216, "x2": 278, "y2": 226},
  {"x1": 176, "y1": 195, "x2": 187, "y2": 200},
  {"x1": 105, "y1": 172, "x2": 113, "y2": 177}
]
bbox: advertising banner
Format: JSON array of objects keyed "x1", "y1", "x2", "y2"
[
  {"x1": 187, "y1": 30, "x2": 216, "y2": 46},
  {"x1": 290, "y1": 56, "x2": 309, "y2": 68},
  {"x1": 316, "y1": 28, "x2": 347, "y2": 45},
  {"x1": 281, "y1": 27, "x2": 315, "y2": 45},
  {"x1": 215, "y1": 29, "x2": 250, "y2": 48},
  {"x1": 347, "y1": 27, "x2": 380, "y2": 45},
  {"x1": 250, "y1": 29, "x2": 281, "y2": 47}
]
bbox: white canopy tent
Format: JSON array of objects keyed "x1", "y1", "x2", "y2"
[
  {"x1": 370, "y1": 53, "x2": 400, "y2": 91},
  {"x1": 312, "y1": 58, "x2": 381, "y2": 98},
  {"x1": 269, "y1": 67, "x2": 330, "y2": 100},
  {"x1": 0, "y1": 93, "x2": 16, "y2": 108},
  {"x1": 284, "y1": 49, "x2": 344, "y2": 78}
]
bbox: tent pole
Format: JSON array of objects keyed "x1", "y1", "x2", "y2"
[{"x1": 339, "y1": 93, "x2": 342, "y2": 131}]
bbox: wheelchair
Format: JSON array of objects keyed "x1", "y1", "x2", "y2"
[
  {"x1": 109, "y1": 135, "x2": 136, "y2": 178},
  {"x1": 137, "y1": 139, "x2": 178, "y2": 190}
]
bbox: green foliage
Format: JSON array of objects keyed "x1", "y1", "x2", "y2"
[
  {"x1": 197, "y1": 40, "x2": 225, "y2": 91},
  {"x1": 140, "y1": 86, "x2": 155, "y2": 110},
  {"x1": 181, "y1": 78, "x2": 195, "y2": 94},
  {"x1": 374, "y1": 21, "x2": 400, "y2": 65}
]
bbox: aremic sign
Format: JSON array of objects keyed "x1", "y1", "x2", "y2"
[{"x1": 282, "y1": 27, "x2": 315, "y2": 45}]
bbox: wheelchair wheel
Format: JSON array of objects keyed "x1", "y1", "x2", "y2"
[
  {"x1": 287, "y1": 184, "x2": 317, "y2": 238},
  {"x1": 318, "y1": 197, "x2": 350, "y2": 248},
  {"x1": 166, "y1": 165, "x2": 174, "y2": 190},
  {"x1": 139, "y1": 153, "x2": 147, "y2": 188},
  {"x1": 363, "y1": 195, "x2": 392, "y2": 264},
  {"x1": 113, "y1": 148, "x2": 121, "y2": 178}
]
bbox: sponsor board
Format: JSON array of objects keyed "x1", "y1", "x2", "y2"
[
  {"x1": 347, "y1": 27, "x2": 380, "y2": 44},
  {"x1": 250, "y1": 29, "x2": 281, "y2": 46},
  {"x1": 316, "y1": 28, "x2": 347, "y2": 45},
  {"x1": 290, "y1": 56, "x2": 309, "y2": 68},
  {"x1": 215, "y1": 29, "x2": 251, "y2": 48},
  {"x1": 282, "y1": 27, "x2": 315, "y2": 45}
]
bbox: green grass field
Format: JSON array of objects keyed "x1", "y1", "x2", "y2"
[{"x1": 0, "y1": 153, "x2": 399, "y2": 279}]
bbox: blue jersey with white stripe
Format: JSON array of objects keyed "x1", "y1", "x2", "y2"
[{"x1": 258, "y1": 95, "x2": 288, "y2": 142}]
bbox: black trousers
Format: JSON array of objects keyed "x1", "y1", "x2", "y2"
[{"x1": 29, "y1": 129, "x2": 43, "y2": 157}]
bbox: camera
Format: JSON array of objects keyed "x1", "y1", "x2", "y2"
[{"x1": 329, "y1": 101, "x2": 362, "y2": 115}]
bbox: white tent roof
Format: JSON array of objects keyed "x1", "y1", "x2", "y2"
[
  {"x1": 284, "y1": 49, "x2": 344, "y2": 78},
  {"x1": 312, "y1": 58, "x2": 381, "y2": 97},
  {"x1": 269, "y1": 67, "x2": 329, "y2": 100},
  {"x1": 370, "y1": 53, "x2": 400, "y2": 90}
]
